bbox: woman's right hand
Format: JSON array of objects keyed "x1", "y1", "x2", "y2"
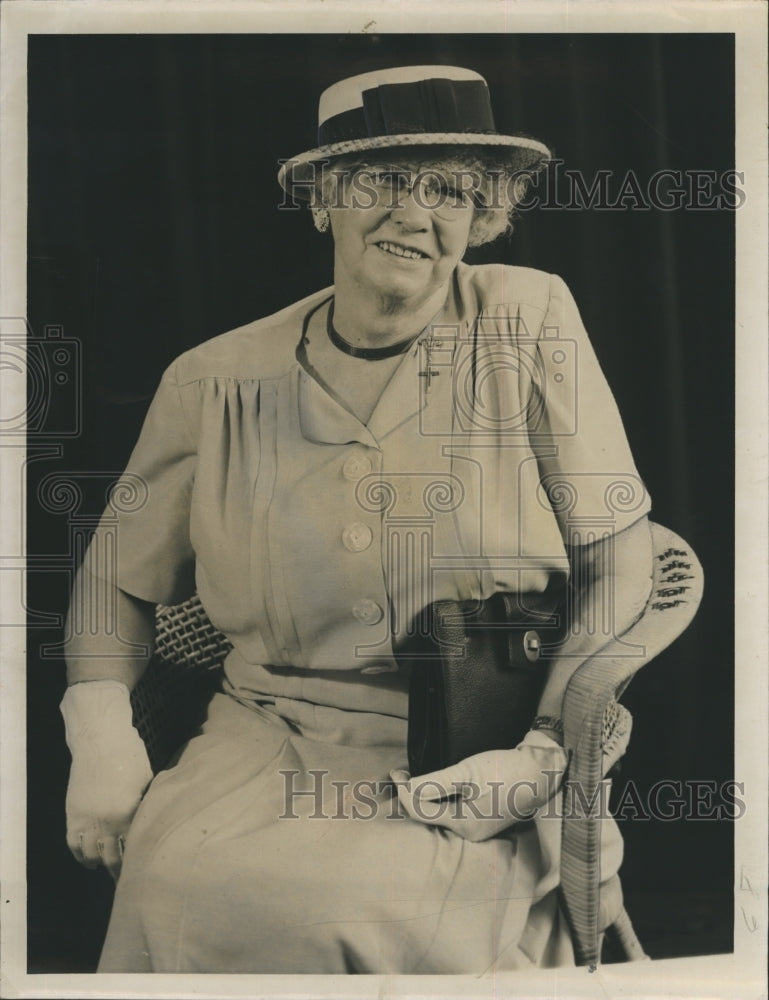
[{"x1": 60, "y1": 680, "x2": 154, "y2": 880}]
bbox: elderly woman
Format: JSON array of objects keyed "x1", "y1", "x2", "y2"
[{"x1": 61, "y1": 65, "x2": 653, "y2": 973}]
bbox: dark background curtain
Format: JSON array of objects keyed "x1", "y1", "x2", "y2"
[{"x1": 27, "y1": 33, "x2": 735, "y2": 972}]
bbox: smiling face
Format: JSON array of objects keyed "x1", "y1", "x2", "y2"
[{"x1": 327, "y1": 157, "x2": 476, "y2": 309}]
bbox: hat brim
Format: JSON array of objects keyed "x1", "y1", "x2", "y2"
[{"x1": 278, "y1": 132, "x2": 552, "y2": 197}]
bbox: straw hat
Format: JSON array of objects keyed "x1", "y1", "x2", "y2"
[{"x1": 277, "y1": 65, "x2": 552, "y2": 198}]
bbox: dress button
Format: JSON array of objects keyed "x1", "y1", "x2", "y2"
[
  {"x1": 360, "y1": 662, "x2": 399, "y2": 675},
  {"x1": 341, "y1": 522, "x2": 373, "y2": 552},
  {"x1": 352, "y1": 598, "x2": 384, "y2": 625},
  {"x1": 342, "y1": 452, "x2": 373, "y2": 481}
]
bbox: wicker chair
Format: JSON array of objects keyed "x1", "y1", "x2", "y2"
[
  {"x1": 130, "y1": 520, "x2": 703, "y2": 968},
  {"x1": 130, "y1": 594, "x2": 231, "y2": 773},
  {"x1": 560, "y1": 522, "x2": 704, "y2": 965}
]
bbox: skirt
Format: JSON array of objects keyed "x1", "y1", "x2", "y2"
[{"x1": 98, "y1": 690, "x2": 597, "y2": 973}]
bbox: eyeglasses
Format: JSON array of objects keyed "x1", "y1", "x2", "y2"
[{"x1": 344, "y1": 163, "x2": 484, "y2": 221}]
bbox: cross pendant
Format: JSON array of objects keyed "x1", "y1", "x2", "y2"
[{"x1": 418, "y1": 336, "x2": 442, "y2": 392}]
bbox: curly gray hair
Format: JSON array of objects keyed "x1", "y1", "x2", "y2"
[{"x1": 313, "y1": 147, "x2": 536, "y2": 248}]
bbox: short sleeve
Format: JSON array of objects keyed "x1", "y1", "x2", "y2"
[
  {"x1": 527, "y1": 274, "x2": 651, "y2": 542},
  {"x1": 84, "y1": 361, "x2": 197, "y2": 605}
]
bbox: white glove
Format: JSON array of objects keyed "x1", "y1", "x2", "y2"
[
  {"x1": 60, "y1": 680, "x2": 153, "y2": 879},
  {"x1": 391, "y1": 729, "x2": 569, "y2": 843}
]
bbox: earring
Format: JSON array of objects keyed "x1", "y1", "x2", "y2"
[{"x1": 312, "y1": 206, "x2": 330, "y2": 233}]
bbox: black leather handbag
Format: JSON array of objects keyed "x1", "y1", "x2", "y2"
[{"x1": 398, "y1": 592, "x2": 561, "y2": 777}]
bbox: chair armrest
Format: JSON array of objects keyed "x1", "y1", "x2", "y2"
[
  {"x1": 560, "y1": 522, "x2": 704, "y2": 966},
  {"x1": 131, "y1": 594, "x2": 232, "y2": 772}
]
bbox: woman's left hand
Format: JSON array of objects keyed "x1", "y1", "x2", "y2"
[{"x1": 390, "y1": 730, "x2": 568, "y2": 842}]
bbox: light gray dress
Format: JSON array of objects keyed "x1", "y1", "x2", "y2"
[{"x1": 92, "y1": 263, "x2": 648, "y2": 972}]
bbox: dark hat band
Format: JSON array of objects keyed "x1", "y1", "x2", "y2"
[{"x1": 318, "y1": 78, "x2": 497, "y2": 146}]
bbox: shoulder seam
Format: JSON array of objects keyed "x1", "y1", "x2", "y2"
[{"x1": 162, "y1": 360, "x2": 196, "y2": 451}]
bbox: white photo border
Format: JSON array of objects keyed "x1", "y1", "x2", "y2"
[{"x1": 1, "y1": 1, "x2": 766, "y2": 998}]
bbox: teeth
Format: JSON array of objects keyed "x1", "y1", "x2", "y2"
[{"x1": 377, "y1": 241, "x2": 425, "y2": 260}]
